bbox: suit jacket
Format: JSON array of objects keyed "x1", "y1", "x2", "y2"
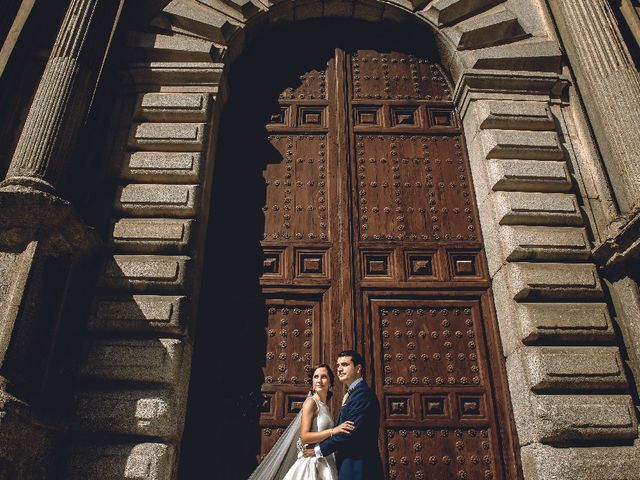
[{"x1": 318, "y1": 380, "x2": 384, "y2": 480}]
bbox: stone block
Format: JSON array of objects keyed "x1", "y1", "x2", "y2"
[
  {"x1": 134, "y1": 93, "x2": 210, "y2": 122},
  {"x1": 353, "y1": 0, "x2": 384, "y2": 22},
  {"x1": 126, "y1": 61, "x2": 225, "y2": 85},
  {"x1": 521, "y1": 443, "x2": 640, "y2": 480},
  {"x1": 449, "y1": 10, "x2": 528, "y2": 51},
  {"x1": 516, "y1": 302, "x2": 614, "y2": 344},
  {"x1": 294, "y1": 0, "x2": 325, "y2": 20},
  {"x1": 198, "y1": 0, "x2": 260, "y2": 18},
  {"x1": 531, "y1": 394, "x2": 636, "y2": 443},
  {"x1": 480, "y1": 130, "x2": 564, "y2": 160},
  {"x1": 111, "y1": 219, "x2": 194, "y2": 253},
  {"x1": 500, "y1": 226, "x2": 590, "y2": 261},
  {"x1": 116, "y1": 184, "x2": 199, "y2": 217},
  {"x1": 128, "y1": 123, "x2": 206, "y2": 151},
  {"x1": 493, "y1": 192, "x2": 583, "y2": 226},
  {"x1": 163, "y1": 0, "x2": 238, "y2": 43},
  {"x1": 72, "y1": 388, "x2": 179, "y2": 438},
  {"x1": 80, "y1": 338, "x2": 186, "y2": 384},
  {"x1": 477, "y1": 100, "x2": 555, "y2": 131},
  {"x1": 463, "y1": 40, "x2": 562, "y2": 73},
  {"x1": 516, "y1": 346, "x2": 627, "y2": 392},
  {"x1": 500, "y1": 262, "x2": 603, "y2": 301},
  {"x1": 127, "y1": 31, "x2": 217, "y2": 62},
  {"x1": 487, "y1": 159, "x2": 571, "y2": 192},
  {"x1": 422, "y1": 0, "x2": 502, "y2": 26},
  {"x1": 66, "y1": 442, "x2": 175, "y2": 480},
  {"x1": 88, "y1": 295, "x2": 186, "y2": 334},
  {"x1": 98, "y1": 255, "x2": 191, "y2": 292}
]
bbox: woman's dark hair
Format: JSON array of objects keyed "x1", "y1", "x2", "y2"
[{"x1": 309, "y1": 363, "x2": 335, "y2": 400}]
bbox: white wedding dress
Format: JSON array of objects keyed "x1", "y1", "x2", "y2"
[{"x1": 282, "y1": 397, "x2": 339, "y2": 480}]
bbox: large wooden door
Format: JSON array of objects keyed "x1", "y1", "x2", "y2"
[{"x1": 256, "y1": 46, "x2": 518, "y2": 479}]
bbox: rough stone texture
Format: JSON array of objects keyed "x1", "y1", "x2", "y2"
[
  {"x1": 110, "y1": 219, "x2": 194, "y2": 253},
  {"x1": 521, "y1": 443, "x2": 640, "y2": 480},
  {"x1": 476, "y1": 100, "x2": 555, "y2": 131},
  {"x1": 66, "y1": 443, "x2": 175, "y2": 480},
  {"x1": 116, "y1": 184, "x2": 199, "y2": 217},
  {"x1": 128, "y1": 123, "x2": 206, "y2": 151},
  {"x1": 126, "y1": 61, "x2": 225, "y2": 85},
  {"x1": 72, "y1": 388, "x2": 179, "y2": 438},
  {"x1": 480, "y1": 129, "x2": 563, "y2": 160},
  {"x1": 88, "y1": 295, "x2": 186, "y2": 334},
  {"x1": 461, "y1": 39, "x2": 562, "y2": 73},
  {"x1": 422, "y1": 0, "x2": 503, "y2": 26},
  {"x1": 80, "y1": 338, "x2": 185, "y2": 383},
  {"x1": 122, "y1": 152, "x2": 202, "y2": 183},
  {"x1": 163, "y1": 0, "x2": 238, "y2": 43},
  {"x1": 127, "y1": 31, "x2": 217, "y2": 62},
  {"x1": 492, "y1": 192, "x2": 583, "y2": 226},
  {"x1": 499, "y1": 226, "x2": 590, "y2": 262},
  {"x1": 487, "y1": 159, "x2": 571, "y2": 192},
  {"x1": 448, "y1": 9, "x2": 528, "y2": 51},
  {"x1": 98, "y1": 255, "x2": 191, "y2": 292},
  {"x1": 515, "y1": 346, "x2": 627, "y2": 392},
  {"x1": 516, "y1": 302, "x2": 615, "y2": 344},
  {"x1": 135, "y1": 93, "x2": 210, "y2": 122}
]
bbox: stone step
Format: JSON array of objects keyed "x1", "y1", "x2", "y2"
[
  {"x1": 462, "y1": 39, "x2": 562, "y2": 73},
  {"x1": 125, "y1": 61, "x2": 225, "y2": 86},
  {"x1": 487, "y1": 159, "x2": 572, "y2": 193},
  {"x1": 128, "y1": 122, "x2": 207, "y2": 152},
  {"x1": 116, "y1": 184, "x2": 200, "y2": 217},
  {"x1": 476, "y1": 100, "x2": 555, "y2": 132},
  {"x1": 88, "y1": 295, "x2": 187, "y2": 334},
  {"x1": 479, "y1": 130, "x2": 564, "y2": 160},
  {"x1": 65, "y1": 442, "x2": 175, "y2": 480},
  {"x1": 422, "y1": 0, "x2": 503, "y2": 26},
  {"x1": 122, "y1": 151, "x2": 203, "y2": 184},
  {"x1": 449, "y1": 9, "x2": 529, "y2": 50},
  {"x1": 493, "y1": 192, "x2": 583, "y2": 227},
  {"x1": 198, "y1": 0, "x2": 262, "y2": 20},
  {"x1": 110, "y1": 218, "x2": 194, "y2": 254},
  {"x1": 134, "y1": 93, "x2": 211, "y2": 122},
  {"x1": 499, "y1": 226, "x2": 591, "y2": 262},
  {"x1": 126, "y1": 31, "x2": 219, "y2": 62},
  {"x1": 98, "y1": 255, "x2": 191, "y2": 292}
]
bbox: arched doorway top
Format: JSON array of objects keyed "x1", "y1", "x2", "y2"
[{"x1": 126, "y1": 0, "x2": 562, "y2": 96}]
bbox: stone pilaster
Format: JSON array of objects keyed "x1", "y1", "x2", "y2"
[{"x1": 548, "y1": 0, "x2": 640, "y2": 213}]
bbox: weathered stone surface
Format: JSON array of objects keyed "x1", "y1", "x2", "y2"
[
  {"x1": 499, "y1": 262, "x2": 603, "y2": 301},
  {"x1": 197, "y1": 0, "x2": 260, "y2": 19},
  {"x1": 98, "y1": 255, "x2": 190, "y2": 292},
  {"x1": 126, "y1": 61, "x2": 225, "y2": 85},
  {"x1": 66, "y1": 443, "x2": 175, "y2": 480},
  {"x1": 135, "y1": 93, "x2": 210, "y2": 122},
  {"x1": 516, "y1": 302, "x2": 614, "y2": 343},
  {"x1": 500, "y1": 226, "x2": 590, "y2": 261},
  {"x1": 477, "y1": 100, "x2": 555, "y2": 131},
  {"x1": 72, "y1": 388, "x2": 179, "y2": 438},
  {"x1": 127, "y1": 31, "x2": 217, "y2": 62},
  {"x1": 80, "y1": 338, "x2": 185, "y2": 383},
  {"x1": 515, "y1": 346, "x2": 627, "y2": 392},
  {"x1": 116, "y1": 184, "x2": 199, "y2": 217},
  {"x1": 163, "y1": 0, "x2": 239, "y2": 43},
  {"x1": 521, "y1": 443, "x2": 640, "y2": 480},
  {"x1": 450, "y1": 9, "x2": 528, "y2": 51},
  {"x1": 463, "y1": 40, "x2": 563, "y2": 73},
  {"x1": 88, "y1": 295, "x2": 186, "y2": 333},
  {"x1": 493, "y1": 192, "x2": 583, "y2": 226},
  {"x1": 422, "y1": 0, "x2": 502, "y2": 26},
  {"x1": 128, "y1": 123, "x2": 206, "y2": 151},
  {"x1": 487, "y1": 159, "x2": 571, "y2": 192},
  {"x1": 480, "y1": 130, "x2": 563, "y2": 160},
  {"x1": 111, "y1": 219, "x2": 194, "y2": 253},
  {"x1": 122, "y1": 152, "x2": 202, "y2": 183}
]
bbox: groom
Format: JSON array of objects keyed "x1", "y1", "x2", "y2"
[{"x1": 305, "y1": 350, "x2": 384, "y2": 479}]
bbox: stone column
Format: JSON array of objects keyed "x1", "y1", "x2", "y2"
[
  {"x1": 548, "y1": 0, "x2": 640, "y2": 213},
  {"x1": 2, "y1": 0, "x2": 121, "y2": 192},
  {"x1": 0, "y1": 1, "x2": 120, "y2": 478}
]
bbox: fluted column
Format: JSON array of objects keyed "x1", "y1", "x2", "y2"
[
  {"x1": 2, "y1": 0, "x2": 120, "y2": 192},
  {"x1": 548, "y1": 0, "x2": 640, "y2": 212}
]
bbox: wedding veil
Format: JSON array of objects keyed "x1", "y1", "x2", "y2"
[{"x1": 247, "y1": 397, "x2": 308, "y2": 480}]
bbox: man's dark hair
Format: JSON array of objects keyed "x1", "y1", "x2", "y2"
[{"x1": 338, "y1": 350, "x2": 365, "y2": 375}]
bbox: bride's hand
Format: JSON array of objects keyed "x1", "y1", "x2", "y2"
[{"x1": 332, "y1": 421, "x2": 354, "y2": 435}]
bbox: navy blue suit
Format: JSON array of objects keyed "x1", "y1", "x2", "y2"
[{"x1": 318, "y1": 380, "x2": 384, "y2": 480}]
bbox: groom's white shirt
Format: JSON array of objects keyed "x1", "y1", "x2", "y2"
[{"x1": 314, "y1": 377, "x2": 363, "y2": 457}]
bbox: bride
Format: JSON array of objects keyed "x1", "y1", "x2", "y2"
[{"x1": 248, "y1": 364, "x2": 354, "y2": 479}]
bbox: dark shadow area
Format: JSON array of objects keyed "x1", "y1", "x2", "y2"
[{"x1": 179, "y1": 19, "x2": 439, "y2": 480}]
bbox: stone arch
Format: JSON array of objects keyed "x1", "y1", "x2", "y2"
[{"x1": 62, "y1": 1, "x2": 640, "y2": 479}]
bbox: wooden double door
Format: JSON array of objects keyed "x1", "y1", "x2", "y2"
[{"x1": 254, "y1": 45, "x2": 518, "y2": 480}]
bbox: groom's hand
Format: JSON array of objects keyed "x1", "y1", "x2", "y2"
[{"x1": 302, "y1": 448, "x2": 315, "y2": 458}]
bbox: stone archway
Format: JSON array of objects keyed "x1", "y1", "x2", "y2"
[{"x1": 61, "y1": 1, "x2": 640, "y2": 479}]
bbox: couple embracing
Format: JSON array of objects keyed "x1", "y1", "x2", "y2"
[{"x1": 249, "y1": 350, "x2": 384, "y2": 480}]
